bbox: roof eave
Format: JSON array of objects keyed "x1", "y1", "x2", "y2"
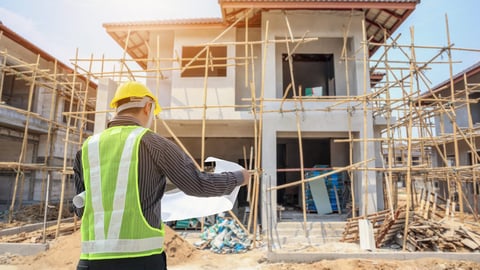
[{"x1": 220, "y1": 1, "x2": 418, "y2": 10}]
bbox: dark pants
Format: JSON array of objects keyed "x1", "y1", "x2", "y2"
[{"x1": 77, "y1": 252, "x2": 167, "y2": 270}]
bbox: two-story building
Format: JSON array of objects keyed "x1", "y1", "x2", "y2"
[
  {"x1": 101, "y1": 0, "x2": 420, "y2": 226},
  {"x1": 0, "y1": 22, "x2": 96, "y2": 214}
]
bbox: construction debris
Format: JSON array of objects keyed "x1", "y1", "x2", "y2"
[
  {"x1": 194, "y1": 214, "x2": 252, "y2": 254},
  {"x1": 341, "y1": 208, "x2": 393, "y2": 244},
  {"x1": 341, "y1": 204, "x2": 480, "y2": 253},
  {"x1": 403, "y1": 214, "x2": 480, "y2": 252}
]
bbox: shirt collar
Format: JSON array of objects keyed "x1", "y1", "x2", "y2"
[{"x1": 107, "y1": 115, "x2": 142, "y2": 128}]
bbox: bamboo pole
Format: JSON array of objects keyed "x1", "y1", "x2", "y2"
[
  {"x1": 40, "y1": 60, "x2": 58, "y2": 213},
  {"x1": 201, "y1": 46, "x2": 210, "y2": 170},
  {"x1": 251, "y1": 19, "x2": 269, "y2": 247},
  {"x1": 464, "y1": 74, "x2": 479, "y2": 216},
  {"x1": 56, "y1": 53, "x2": 79, "y2": 237},
  {"x1": 269, "y1": 159, "x2": 373, "y2": 191},
  {"x1": 160, "y1": 119, "x2": 201, "y2": 171},
  {"x1": 283, "y1": 30, "x2": 308, "y2": 233},
  {"x1": 0, "y1": 49, "x2": 6, "y2": 101},
  {"x1": 247, "y1": 43, "x2": 258, "y2": 233},
  {"x1": 245, "y1": 14, "x2": 249, "y2": 88},
  {"x1": 153, "y1": 34, "x2": 162, "y2": 133},
  {"x1": 402, "y1": 26, "x2": 416, "y2": 251},
  {"x1": 445, "y1": 14, "x2": 464, "y2": 221},
  {"x1": 382, "y1": 28, "x2": 397, "y2": 213},
  {"x1": 8, "y1": 54, "x2": 40, "y2": 223}
]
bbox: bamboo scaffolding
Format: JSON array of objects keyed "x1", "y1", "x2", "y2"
[
  {"x1": 8, "y1": 54, "x2": 40, "y2": 223},
  {"x1": 39, "y1": 59, "x2": 59, "y2": 213},
  {"x1": 284, "y1": 34, "x2": 308, "y2": 233},
  {"x1": 55, "y1": 52, "x2": 78, "y2": 237},
  {"x1": 445, "y1": 14, "x2": 464, "y2": 221},
  {"x1": 269, "y1": 159, "x2": 373, "y2": 191},
  {"x1": 3, "y1": 5, "x2": 480, "y2": 254},
  {"x1": 251, "y1": 19, "x2": 269, "y2": 248},
  {"x1": 464, "y1": 74, "x2": 479, "y2": 216}
]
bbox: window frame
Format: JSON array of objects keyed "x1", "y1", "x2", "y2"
[{"x1": 180, "y1": 46, "x2": 227, "y2": 78}]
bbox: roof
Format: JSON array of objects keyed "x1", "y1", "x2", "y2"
[
  {"x1": 0, "y1": 22, "x2": 97, "y2": 90},
  {"x1": 0, "y1": 22, "x2": 72, "y2": 73},
  {"x1": 419, "y1": 60, "x2": 480, "y2": 105},
  {"x1": 103, "y1": 0, "x2": 419, "y2": 69},
  {"x1": 433, "y1": 60, "x2": 480, "y2": 91}
]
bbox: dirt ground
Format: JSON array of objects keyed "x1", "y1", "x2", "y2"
[{"x1": 1, "y1": 228, "x2": 480, "y2": 270}]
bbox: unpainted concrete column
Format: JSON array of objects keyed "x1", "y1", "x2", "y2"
[{"x1": 94, "y1": 78, "x2": 117, "y2": 134}]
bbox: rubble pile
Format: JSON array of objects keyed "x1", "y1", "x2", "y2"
[
  {"x1": 194, "y1": 214, "x2": 252, "y2": 254},
  {"x1": 341, "y1": 206, "x2": 480, "y2": 252},
  {"x1": 403, "y1": 214, "x2": 480, "y2": 252}
]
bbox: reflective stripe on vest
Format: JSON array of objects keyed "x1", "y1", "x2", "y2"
[
  {"x1": 81, "y1": 127, "x2": 164, "y2": 256},
  {"x1": 82, "y1": 237, "x2": 165, "y2": 254}
]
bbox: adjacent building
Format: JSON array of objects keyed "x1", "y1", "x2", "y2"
[{"x1": 0, "y1": 23, "x2": 96, "y2": 212}]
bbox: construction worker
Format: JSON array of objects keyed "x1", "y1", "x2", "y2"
[{"x1": 73, "y1": 81, "x2": 250, "y2": 270}]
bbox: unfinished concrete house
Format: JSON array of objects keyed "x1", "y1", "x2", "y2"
[
  {"x1": 99, "y1": 0, "x2": 421, "y2": 233},
  {"x1": 98, "y1": 0, "x2": 480, "y2": 252},
  {"x1": 0, "y1": 22, "x2": 97, "y2": 222}
]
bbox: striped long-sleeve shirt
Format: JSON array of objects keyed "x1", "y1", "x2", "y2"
[{"x1": 73, "y1": 115, "x2": 244, "y2": 228}]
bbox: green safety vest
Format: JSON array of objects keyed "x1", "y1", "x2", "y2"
[{"x1": 80, "y1": 126, "x2": 165, "y2": 260}]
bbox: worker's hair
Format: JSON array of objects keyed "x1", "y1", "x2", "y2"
[{"x1": 115, "y1": 97, "x2": 144, "y2": 115}]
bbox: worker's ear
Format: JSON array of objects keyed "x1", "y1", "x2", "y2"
[{"x1": 142, "y1": 102, "x2": 152, "y2": 115}]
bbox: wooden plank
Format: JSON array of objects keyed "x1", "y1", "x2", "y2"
[{"x1": 461, "y1": 238, "x2": 478, "y2": 250}]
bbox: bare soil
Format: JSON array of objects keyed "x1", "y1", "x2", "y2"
[{"x1": 1, "y1": 228, "x2": 480, "y2": 270}]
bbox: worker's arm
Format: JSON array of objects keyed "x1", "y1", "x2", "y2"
[
  {"x1": 144, "y1": 132, "x2": 246, "y2": 197},
  {"x1": 73, "y1": 150, "x2": 85, "y2": 218}
]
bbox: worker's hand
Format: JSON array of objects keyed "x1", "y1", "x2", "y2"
[{"x1": 241, "y1": 169, "x2": 251, "y2": 186}]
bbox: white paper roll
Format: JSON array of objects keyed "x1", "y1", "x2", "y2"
[
  {"x1": 161, "y1": 157, "x2": 243, "y2": 222},
  {"x1": 73, "y1": 191, "x2": 86, "y2": 208}
]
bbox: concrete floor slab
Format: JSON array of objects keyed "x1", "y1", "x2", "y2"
[
  {"x1": 267, "y1": 251, "x2": 480, "y2": 263},
  {"x1": 0, "y1": 243, "x2": 49, "y2": 256}
]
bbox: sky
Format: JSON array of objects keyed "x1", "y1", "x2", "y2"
[{"x1": 0, "y1": 0, "x2": 478, "y2": 86}]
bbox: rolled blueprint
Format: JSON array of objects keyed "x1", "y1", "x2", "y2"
[
  {"x1": 73, "y1": 191, "x2": 86, "y2": 208},
  {"x1": 161, "y1": 157, "x2": 242, "y2": 222}
]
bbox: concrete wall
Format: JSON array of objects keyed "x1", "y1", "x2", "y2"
[
  {"x1": 149, "y1": 27, "x2": 250, "y2": 120},
  {"x1": 147, "y1": 30, "x2": 174, "y2": 111},
  {"x1": 235, "y1": 28, "x2": 262, "y2": 109},
  {"x1": 262, "y1": 10, "x2": 365, "y2": 100}
]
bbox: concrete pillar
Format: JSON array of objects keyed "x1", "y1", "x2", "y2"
[
  {"x1": 261, "y1": 122, "x2": 277, "y2": 228},
  {"x1": 374, "y1": 124, "x2": 385, "y2": 211},
  {"x1": 354, "y1": 111, "x2": 378, "y2": 216},
  {"x1": 94, "y1": 78, "x2": 117, "y2": 133}
]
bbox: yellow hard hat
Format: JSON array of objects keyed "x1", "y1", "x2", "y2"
[{"x1": 110, "y1": 81, "x2": 162, "y2": 115}]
